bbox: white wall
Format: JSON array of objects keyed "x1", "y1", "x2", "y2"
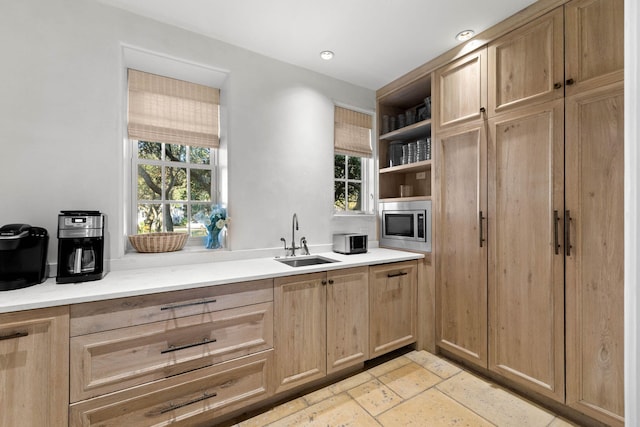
[{"x1": 0, "y1": 0, "x2": 376, "y2": 266}]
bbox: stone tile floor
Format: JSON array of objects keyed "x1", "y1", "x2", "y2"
[{"x1": 230, "y1": 350, "x2": 577, "y2": 427}]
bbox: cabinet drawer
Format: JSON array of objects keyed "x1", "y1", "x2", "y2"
[
  {"x1": 69, "y1": 350, "x2": 273, "y2": 427},
  {"x1": 70, "y1": 302, "x2": 273, "y2": 402},
  {"x1": 70, "y1": 279, "x2": 273, "y2": 336}
]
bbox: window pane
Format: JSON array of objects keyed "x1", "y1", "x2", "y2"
[
  {"x1": 137, "y1": 203, "x2": 163, "y2": 233},
  {"x1": 334, "y1": 181, "x2": 346, "y2": 211},
  {"x1": 348, "y1": 156, "x2": 362, "y2": 180},
  {"x1": 190, "y1": 146, "x2": 211, "y2": 165},
  {"x1": 168, "y1": 203, "x2": 187, "y2": 233},
  {"x1": 191, "y1": 169, "x2": 212, "y2": 201},
  {"x1": 137, "y1": 141, "x2": 162, "y2": 160},
  {"x1": 165, "y1": 144, "x2": 187, "y2": 162},
  {"x1": 191, "y1": 204, "x2": 212, "y2": 237},
  {"x1": 334, "y1": 154, "x2": 346, "y2": 179},
  {"x1": 137, "y1": 164, "x2": 162, "y2": 200},
  {"x1": 165, "y1": 167, "x2": 187, "y2": 200},
  {"x1": 348, "y1": 182, "x2": 362, "y2": 211}
]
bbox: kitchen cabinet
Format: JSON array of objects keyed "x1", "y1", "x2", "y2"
[
  {"x1": 70, "y1": 350, "x2": 272, "y2": 427},
  {"x1": 377, "y1": 73, "x2": 432, "y2": 202},
  {"x1": 488, "y1": 7, "x2": 564, "y2": 116},
  {"x1": 565, "y1": 81, "x2": 625, "y2": 426},
  {"x1": 487, "y1": 99, "x2": 566, "y2": 402},
  {"x1": 0, "y1": 306, "x2": 69, "y2": 427},
  {"x1": 274, "y1": 267, "x2": 369, "y2": 393},
  {"x1": 435, "y1": 121, "x2": 488, "y2": 368},
  {"x1": 69, "y1": 279, "x2": 274, "y2": 426},
  {"x1": 369, "y1": 261, "x2": 417, "y2": 358},
  {"x1": 433, "y1": 47, "x2": 487, "y2": 129},
  {"x1": 564, "y1": 0, "x2": 624, "y2": 96}
]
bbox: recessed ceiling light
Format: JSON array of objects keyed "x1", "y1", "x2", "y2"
[
  {"x1": 320, "y1": 50, "x2": 334, "y2": 60},
  {"x1": 455, "y1": 30, "x2": 475, "y2": 41}
]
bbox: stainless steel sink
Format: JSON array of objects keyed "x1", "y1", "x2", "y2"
[{"x1": 275, "y1": 255, "x2": 338, "y2": 267}]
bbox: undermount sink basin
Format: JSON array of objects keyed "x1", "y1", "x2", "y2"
[{"x1": 275, "y1": 255, "x2": 339, "y2": 267}]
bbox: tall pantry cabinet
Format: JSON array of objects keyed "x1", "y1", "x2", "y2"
[{"x1": 433, "y1": 0, "x2": 624, "y2": 425}]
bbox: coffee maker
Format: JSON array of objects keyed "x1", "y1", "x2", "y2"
[{"x1": 56, "y1": 211, "x2": 104, "y2": 284}]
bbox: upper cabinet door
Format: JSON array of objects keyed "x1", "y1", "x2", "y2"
[
  {"x1": 488, "y1": 7, "x2": 564, "y2": 116},
  {"x1": 434, "y1": 48, "x2": 487, "y2": 129},
  {"x1": 565, "y1": 0, "x2": 624, "y2": 96}
]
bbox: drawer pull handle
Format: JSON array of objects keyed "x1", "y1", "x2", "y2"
[
  {"x1": 0, "y1": 331, "x2": 28, "y2": 341},
  {"x1": 161, "y1": 337, "x2": 217, "y2": 354},
  {"x1": 160, "y1": 299, "x2": 217, "y2": 311},
  {"x1": 159, "y1": 391, "x2": 218, "y2": 414},
  {"x1": 387, "y1": 272, "x2": 408, "y2": 278}
]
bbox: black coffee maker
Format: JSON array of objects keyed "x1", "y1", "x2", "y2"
[{"x1": 56, "y1": 211, "x2": 104, "y2": 284}]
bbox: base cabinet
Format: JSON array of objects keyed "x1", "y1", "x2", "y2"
[
  {"x1": 69, "y1": 350, "x2": 272, "y2": 427},
  {"x1": 0, "y1": 306, "x2": 69, "y2": 427},
  {"x1": 274, "y1": 267, "x2": 369, "y2": 394},
  {"x1": 369, "y1": 261, "x2": 417, "y2": 358}
]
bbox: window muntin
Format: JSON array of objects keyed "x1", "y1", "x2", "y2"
[
  {"x1": 134, "y1": 140, "x2": 217, "y2": 238},
  {"x1": 334, "y1": 154, "x2": 370, "y2": 213}
]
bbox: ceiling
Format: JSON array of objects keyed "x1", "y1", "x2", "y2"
[{"x1": 96, "y1": 0, "x2": 537, "y2": 90}]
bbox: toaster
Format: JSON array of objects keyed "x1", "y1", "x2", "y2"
[{"x1": 332, "y1": 233, "x2": 368, "y2": 255}]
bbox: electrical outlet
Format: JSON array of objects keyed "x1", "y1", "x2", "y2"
[{"x1": 416, "y1": 172, "x2": 426, "y2": 180}]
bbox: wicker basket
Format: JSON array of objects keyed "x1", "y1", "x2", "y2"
[{"x1": 128, "y1": 232, "x2": 189, "y2": 253}]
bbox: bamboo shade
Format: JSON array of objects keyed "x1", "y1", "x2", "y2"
[
  {"x1": 334, "y1": 106, "x2": 373, "y2": 158},
  {"x1": 127, "y1": 69, "x2": 220, "y2": 148}
]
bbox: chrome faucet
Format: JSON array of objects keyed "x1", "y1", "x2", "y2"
[{"x1": 280, "y1": 213, "x2": 307, "y2": 256}]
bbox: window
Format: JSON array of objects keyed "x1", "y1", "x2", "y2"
[
  {"x1": 133, "y1": 141, "x2": 216, "y2": 237},
  {"x1": 334, "y1": 106, "x2": 373, "y2": 213},
  {"x1": 127, "y1": 69, "x2": 220, "y2": 238}
]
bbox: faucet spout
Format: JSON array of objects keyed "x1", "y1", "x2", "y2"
[{"x1": 290, "y1": 213, "x2": 299, "y2": 256}]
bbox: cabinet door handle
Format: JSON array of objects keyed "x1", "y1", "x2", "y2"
[
  {"x1": 387, "y1": 272, "x2": 408, "y2": 278},
  {"x1": 566, "y1": 78, "x2": 575, "y2": 86},
  {"x1": 565, "y1": 210, "x2": 573, "y2": 257},
  {"x1": 160, "y1": 299, "x2": 217, "y2": 311},
  {"x1": 0, "y1": 331, "x2": 28, "y2": 342},
  {"x1": 553, "y1": 210, "x2": 560, "y2": 255},
  {"x1": 159, "y1": 392, "x2": 218, "y2": 414},
  {"x1": 479, "y1": 107, "x2": 486, "y2": 113},
  {"x1": 479, "y1": 211, "x2": 486, "y2": 248},
  {"x1": 321, "y1": 280, "x2": 327, "y2": 285},
  {"x1": 328, "y1": 279, "x2": 334, "y2": 285},
  {"x1": 554, "y1": 82, "x2": 562, "y2": 89},
  {"x1": 161, "y1": 337, "x2": 217, "y2": 354}
]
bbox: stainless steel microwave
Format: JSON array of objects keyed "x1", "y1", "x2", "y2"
[{"x1": 379, "y1": 200, "x2": 432, "y2": 252}]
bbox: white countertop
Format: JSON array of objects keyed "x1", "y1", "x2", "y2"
[{"x1": 0, "y1": 248, "x2": 423, "y2": 313}]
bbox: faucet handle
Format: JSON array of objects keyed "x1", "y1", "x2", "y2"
[{"x1": 300, "y1": 237, "x2": 310, "y2": 255}]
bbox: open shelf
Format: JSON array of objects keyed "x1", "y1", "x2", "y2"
[
  {"x1": 380, "y1": 119, "x2": 431, "y2": 141},
  {"x1": 380, "y1": 160, "x2": 432, "y2": 174},
  {"x1": 379, "y1": 196, "x2": 432, "y2": 203}
]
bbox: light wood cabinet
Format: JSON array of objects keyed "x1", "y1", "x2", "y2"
[
  {"x1": 369, "y1": 261, "x2": 417, "y2": 358},
  {"x1": 565, "y1": 81, "x2": 625, "y2": 426},
  {"x1": 326, "y1": 267, "x2": 369, "y2": 374},
  {"x1": 0, "y1": 306, "x2": 69, "y2": 427},
  {"x1": 433, "y1": 47, "x2": 487, "y2": 129},
  {"x1": 274, "y1": 267, "x2": 369, "y2": 393},
  {"x1": 70, "y1": 350, "x2": 272, "y2": 427},
  {"x1": 435, "y1": 121, "x2": 488, "y2": 368},
  {"x1": 564, "y1": 0, "x2": 624, "y2": 96},
  {"x1": 377, "y1": 73, "x2": 432, "y2": 202},
  {"x1": 488, "y1": 7, "x2": 564, "y2": 116},
  {"x1": 70, "y1": 302, "x2": 273, "y2": 401},
  {"x1": 69, "y1": 279, "x2": 274, "y2": 426},
  {"x1": 487, "y1": 100, "x2": 566, "y2": 402}
]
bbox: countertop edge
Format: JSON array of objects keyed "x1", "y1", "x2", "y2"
[{"x1": 0, "y1": 248, "x2": 424, "y2": 314}]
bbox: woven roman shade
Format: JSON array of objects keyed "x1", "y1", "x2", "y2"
[
  {"x1": 334, "y1": 106, "x2": 373, "y2": 158},
  {"x1": 127, "y1": 69, "x2": 220, "y2": 148}
]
